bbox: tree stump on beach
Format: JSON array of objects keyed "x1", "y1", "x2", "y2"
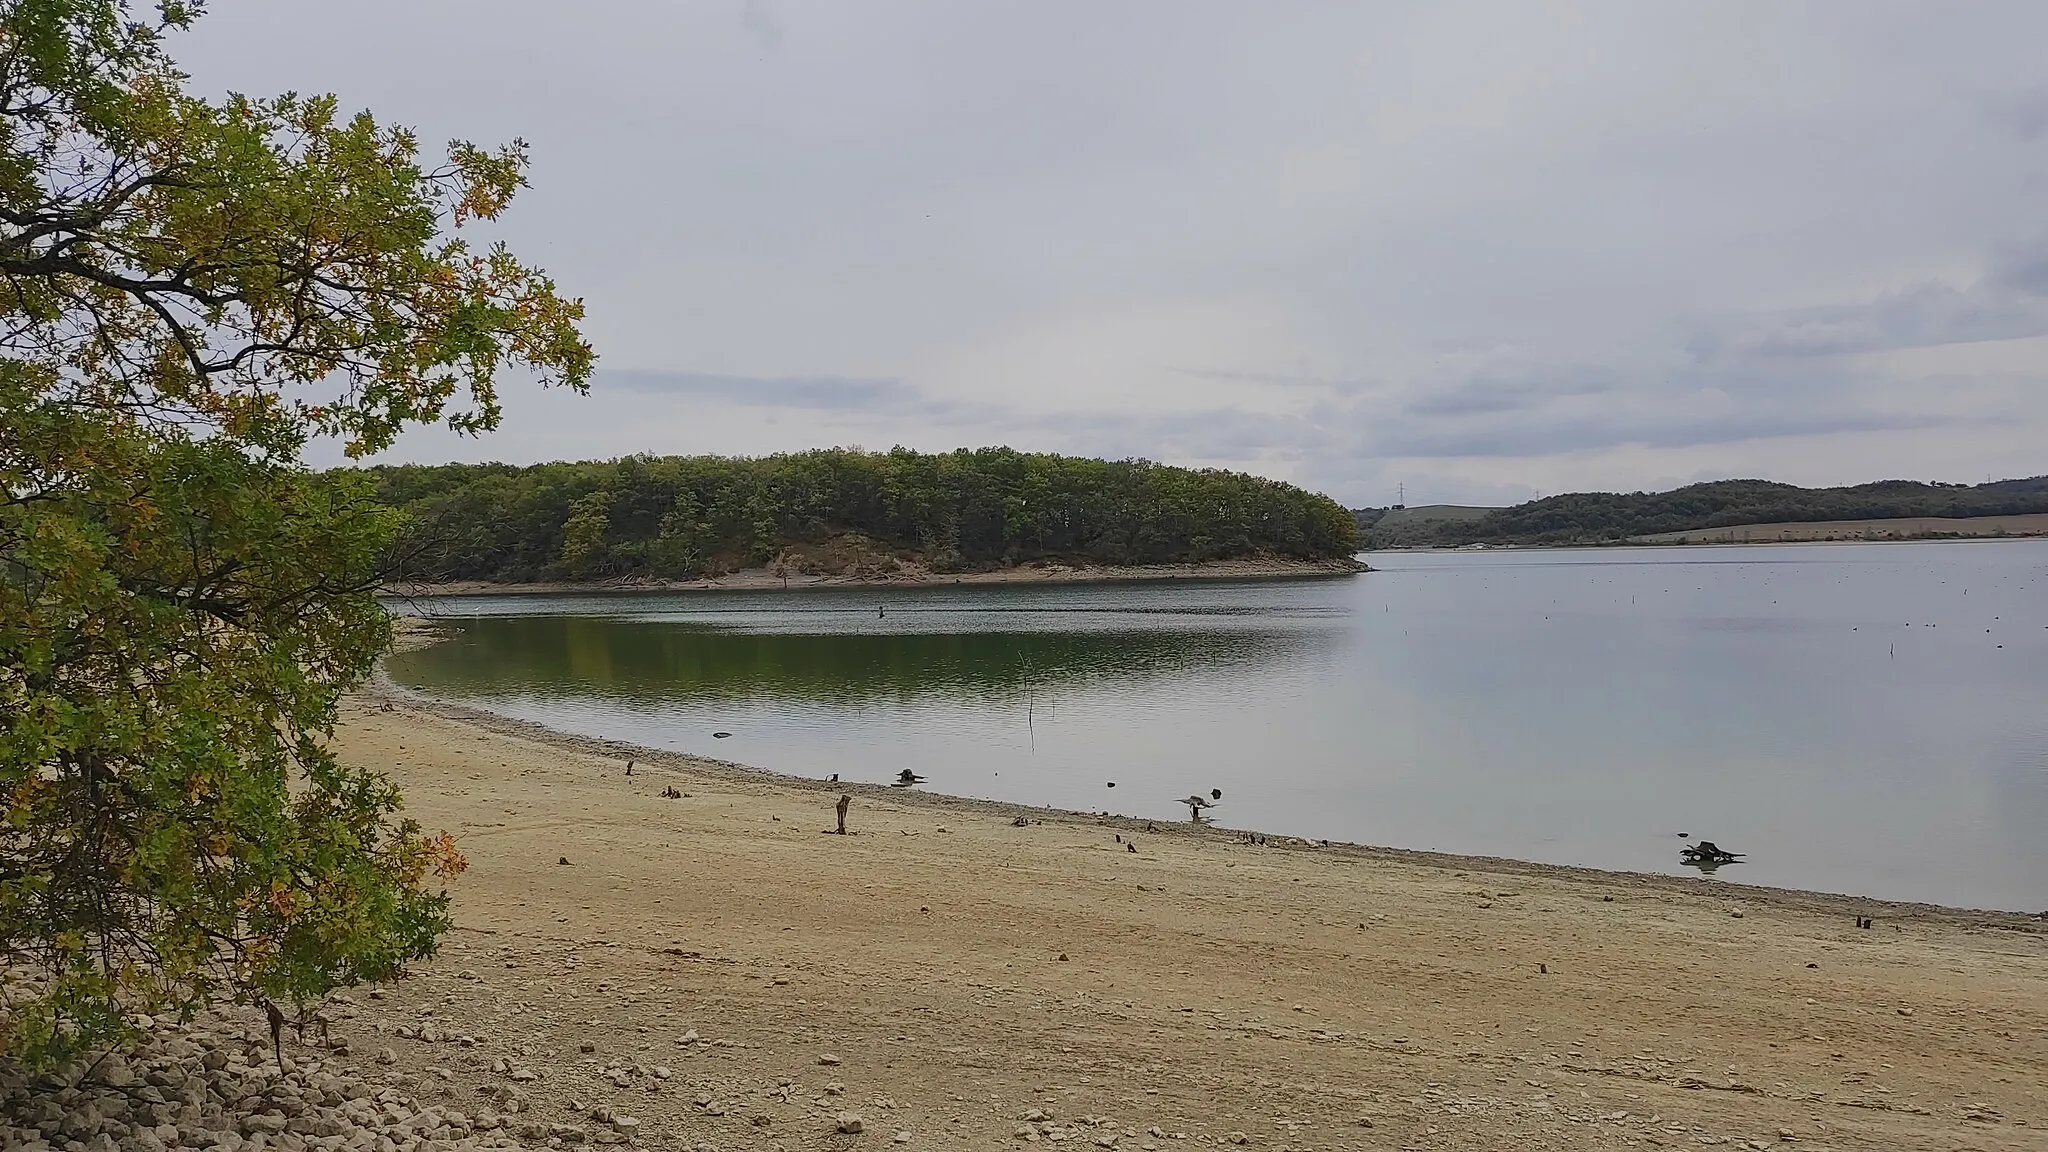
[{"x1": 835, "y1": 794, "x2": 851, "y2": 835}]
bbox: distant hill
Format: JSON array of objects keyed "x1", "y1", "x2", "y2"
[
  {"x1": 1378, "y1": 504, "x2": 1502, "y2": 526},
  {"x1": 1351, "y1": 503, "x2": 1503, "y2": 536},
  {"x1": 1357, "y1": 476, "x2": 2048, "y2": 548}
]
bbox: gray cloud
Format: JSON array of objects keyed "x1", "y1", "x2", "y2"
[
  {"x1": 1693, "y1": 278, "x2": 2048, "y2": 361},
  {"x1": 600, "y1": 368, "x2": 1017, "y2": 430},
  {"x1": 1170, "y1": 367, "x2": 1373, "y2": 396},
  {"x1": 1986, "y1": 236, "x2": 2048, "y2": 295},
  {"x1": 1986, "y1": 85, "x2": 2048, "y2": 140},
  {"x1": 1365, "y1": 410, "x2": 1961, "y2": 461},
  {"x1": 178, "y1": 2, "x2": 2048, "y2": 507},
  {"x1": 1402, "y1": 373, "x2": 1617, "y2": 418},
  {"x1": 602, "y1": 369, "x2": 917, "y2": 411},
  {"x1": 1020, "y1": 406, "x2": 1338, "y2": 466},
  {"x1": 739, "y1": 0, "x2": 782, "y2": 53}
]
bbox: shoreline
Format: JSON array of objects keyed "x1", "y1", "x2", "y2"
[
  {"x1": 1633, "y1": 512, "x2": 2048, "y2": 545},
  {"x1": 329, "y1": 681, "x2": 2048, "y2": 1147},
  {"x1": 1370, "y1": 523, "x2": 2048, "y2": 553},
  {"x1": 369, "y1": 668, "x2": 2042, "y2": 926},
  {"x1": 381, "y1": 554, "x2": 1367, "y2": 597},
  {"x1": 1370, "y1": 537, "x2": 2046, "y2": 555}
]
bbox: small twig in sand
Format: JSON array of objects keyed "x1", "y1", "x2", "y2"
[{"x1": 835, "y1": 794, "x2": 851, "y2": 835}]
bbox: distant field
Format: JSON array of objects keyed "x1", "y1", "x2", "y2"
[
  {"x1": 1635, "y1": 513, "x2": 2048, "y2": 544},
  {"x1": 1375, "y1": 504, "x2": 1502, "y2": 527}
]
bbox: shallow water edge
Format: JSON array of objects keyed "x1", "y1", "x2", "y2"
[{"x1": 364, "y1": 654, "x2": 2048, "y2": 925}]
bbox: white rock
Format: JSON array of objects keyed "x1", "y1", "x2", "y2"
[{"x1": 837, "y1": 1113, "x2": 866, "y2": 1134}]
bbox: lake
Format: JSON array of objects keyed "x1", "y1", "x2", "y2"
[{"x1": 385, "y1": 541, "x2": 2048, "y2": 911}]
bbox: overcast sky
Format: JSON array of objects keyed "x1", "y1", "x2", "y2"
[{"x1": 180, "y1": 2, "x2": 2048, "y2": 507}]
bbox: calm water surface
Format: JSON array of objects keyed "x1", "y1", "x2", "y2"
[{"x1": 386, "y1": 542, "x2": 2048, "y2": 911}]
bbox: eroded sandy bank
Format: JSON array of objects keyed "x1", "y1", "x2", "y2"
[{"x1": 384, "y1": 556, "x2": 1368, "y2": 598}]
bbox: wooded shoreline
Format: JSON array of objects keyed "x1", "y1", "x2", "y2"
[
  {"x1": 383, "y1": 554, "x2": 1369, "y2": 596},
  {"x1": 365, "y1": 448, "x2": 1363, "y2": 586}
]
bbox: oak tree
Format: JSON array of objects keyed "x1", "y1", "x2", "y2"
[{"x1": 0, "y1": 0, "x2": 591, "y2": 1064}]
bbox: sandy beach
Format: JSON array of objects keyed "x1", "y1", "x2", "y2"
[
  {"x1": 318, "y1": 683, "x2": 2048, "y2": 1151},
  {"x1": 384, "y1": 556, "x2": 1368, "y2": 598}
]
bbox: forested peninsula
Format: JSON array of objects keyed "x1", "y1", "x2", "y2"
[
  {"x1": 1363, "y1": 476, "x2": 2048, "y2": 548},
  {"x1": 363, "y1": 447, "x2": 1362, "y2": 585}
]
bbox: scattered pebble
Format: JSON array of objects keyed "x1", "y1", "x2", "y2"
[{"x1": 0, "y1": 1006, "x2": 521, "y2": 1152}]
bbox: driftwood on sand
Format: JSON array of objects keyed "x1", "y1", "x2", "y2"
[{"x1": 1681, "y1": 840, "x2": 1744, "y2": 866}]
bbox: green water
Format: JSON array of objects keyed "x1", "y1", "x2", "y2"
[{"x1": 398, "y1": 612, "x2": 1317, "y2": 704}]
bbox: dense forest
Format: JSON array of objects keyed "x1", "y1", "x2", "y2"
[
  {"x1": 1364, "y1": 477, "x2": 2048, "y2": 548},
  {"x1": 363, "y1": 447, "x2": 1361, "y2": 582}
]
